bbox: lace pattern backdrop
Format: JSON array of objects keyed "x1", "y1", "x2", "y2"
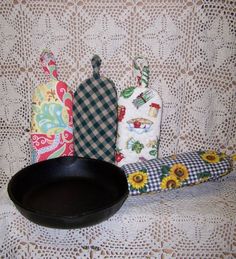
[
  {"x1": 0, "y1": 0, "x2": 236, "y2": 258},
  {"x1": 0, "y1": 0, "x2": 235, "y2": 186}
]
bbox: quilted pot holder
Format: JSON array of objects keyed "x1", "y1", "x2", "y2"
[
  {"x1": 31, "y1": 50, "x2": 74, "y2": 163},
  {"x1": 122, "y1": 150, "x2": 233, "y2": 195},
  {"x1": 73, "y1": 55, "x2": 118, "y2": 163},
  {"x1": 115, "y1": 57, "x2": 162, "y2": 166}
]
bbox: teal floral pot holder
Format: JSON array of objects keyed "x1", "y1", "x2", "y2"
[{"x1": 122, "y1": 150, "x2": 233, "y2": 195}]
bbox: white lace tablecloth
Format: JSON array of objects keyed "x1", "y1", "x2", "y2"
[
  {"x1": 0, "y1": 171, "x2": 235, "y2": 258},
  {"x1": 1, "y1": 1, "x2": 235, "y2": 257}
]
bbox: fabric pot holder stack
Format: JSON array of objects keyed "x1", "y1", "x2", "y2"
[
  {"x1": 115, "y1": 57, "x2": 162, "y2": 167},
  {"x1": 31, "y1": 50, "x2": 74, "y2": 163},
  {"x1": 122, "y1": 150, "x2": 233, "y2": 195},
  {"x1": 73, "y1": 55, "x2": 118, "y2": 163}
]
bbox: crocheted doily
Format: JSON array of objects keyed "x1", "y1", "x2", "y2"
[
  {"x1": 0, "y1": 172, "x2": 236, "y2": 258},
  {"x1": 0, "y1": 0, "x2": 235, "y2": 189},
  {"x1": 0, "y1": 0, "x2": 235, "y2": 257}
]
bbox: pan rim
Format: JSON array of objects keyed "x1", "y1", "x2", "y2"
[{"x1": 7, "y1": 156, "x2": 129, "y2": 220}]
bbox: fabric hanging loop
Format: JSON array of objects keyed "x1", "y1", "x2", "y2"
[
  {"x1": 40, "y1": 49, "x2": 59, "y2": 80},
  {"x1": 91, "y1": 55, "x2": 102, "y2": 77},
  {"x1": 133, "y1": 57, "x2": 149, "y2": 88}
]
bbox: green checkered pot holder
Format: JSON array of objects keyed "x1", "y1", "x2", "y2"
[
  {"x1": 73, "y1": 55, "x2": 118, "y2": 163},
  {"x1": 122, "y1": 150, "x2": 233, "y2": 195}
]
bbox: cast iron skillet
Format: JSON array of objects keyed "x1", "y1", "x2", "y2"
[{"x1": 7, "y1": 156, "x2": 129, "y2": 229}]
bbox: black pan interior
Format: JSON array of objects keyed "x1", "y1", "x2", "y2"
[{"x1": 8, "y1": 156, "x2": 129, "y2": 228}]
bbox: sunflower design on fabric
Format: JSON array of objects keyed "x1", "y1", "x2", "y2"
[
  {"x1": 160, "y1": 175, "x2": 180, "y2": 190},
  {"x1": 200, "y1": 150, "x2": 220, "y2": 163},
  {"x1": 169, "y1": 163, "x2": 189, "y2": 181},
  {"x1": 232, "y1": 154, "x2": 236, "y2": 162},
  {"x1": 199, "y1": 176, "x2": 210, "y2": 183},
  {"x1": 220, "y1": 171, "x2": 230, "y2": 177},
  {"x1": 128, "y1": 170, "x2": 148, "y2": 192},
  {"x1": 196, "y1": 171, "x2": 211, "y2": 183},
  {"x1": 220, "y1": 152, "x2": 227, "y2": 160},
  {"x1": 169, "y1": 154, "x2": 177, "y2": 160}
]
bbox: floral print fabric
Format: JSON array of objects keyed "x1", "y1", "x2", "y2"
[
  {"x1": 115, "y1": 57, "x2": 162, "y2": 166},
  {"x1": 31, "y1": 50, "x2": 74, "y2": 163}
]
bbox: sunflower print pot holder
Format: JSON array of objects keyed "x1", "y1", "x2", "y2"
[{"x1": 122, "y1": 150, "x2": 233, "y2": 195}]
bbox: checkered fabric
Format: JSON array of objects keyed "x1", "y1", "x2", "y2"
[
  {"x1": 73, "y1": 55, "x2": 117, "y2": 163},
  {"x1": 122, "y1": 150, "x2": 233, "y2": 195}
]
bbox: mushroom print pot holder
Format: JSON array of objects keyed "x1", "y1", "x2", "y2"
[
  {"x1": 122, "y1": 150, "x2": 233, "y2": 195},
  {"x1": 31, "y1": 50, "x2": 74, "y2": 163},
  {"x1": 115, "y1": 57, "x2": 162, "y2": 167},
  {"x1": 73, "y1": 55, "x2": 118, "y2": 163}
]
